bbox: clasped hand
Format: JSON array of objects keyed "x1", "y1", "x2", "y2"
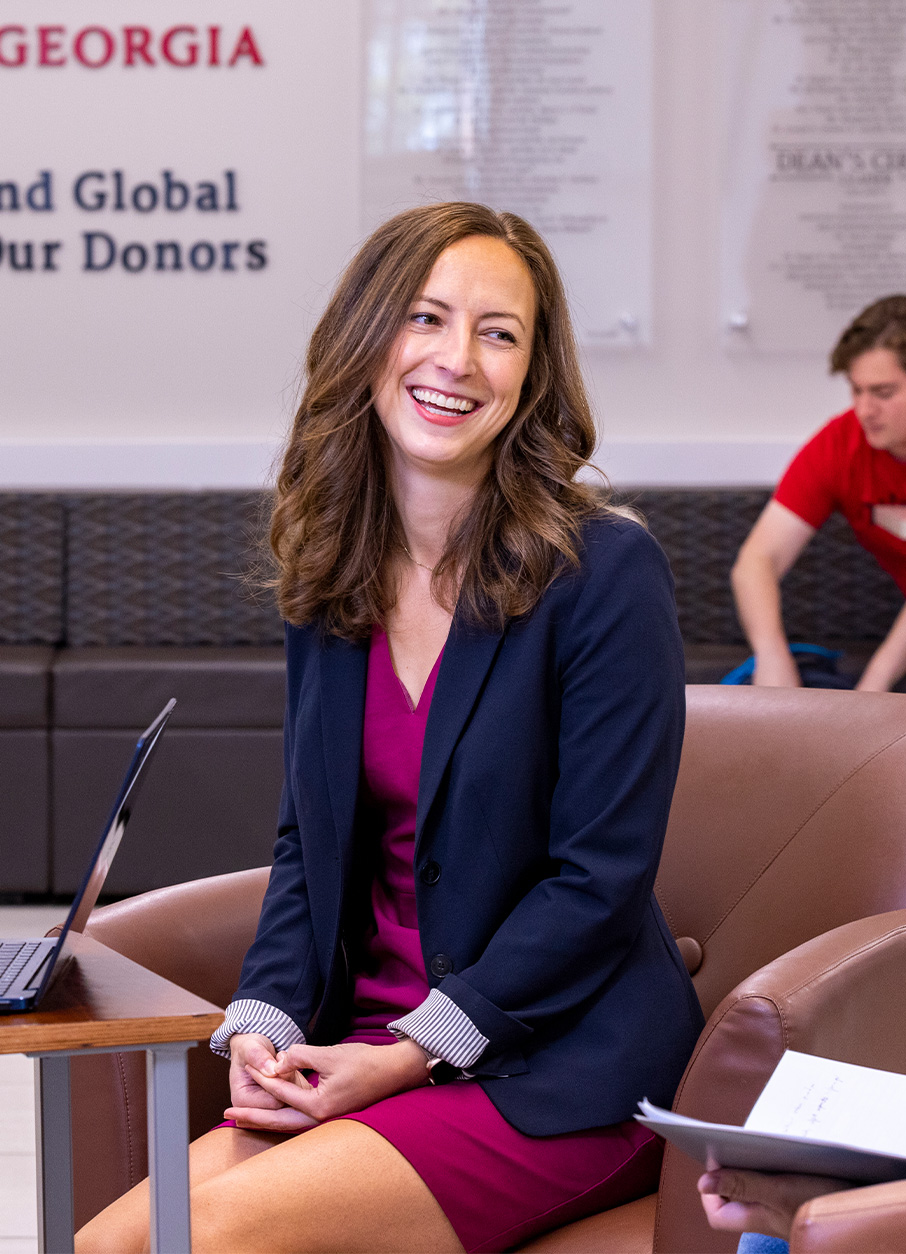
[{"x1": 226, "y1": 1033, "x2": 430, "y2": 1132}]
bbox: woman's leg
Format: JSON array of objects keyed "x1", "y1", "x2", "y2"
[
  {"x1": 189, "y1": 1119, "x2": 464, "y2": 1254},
  {"x1": 77, "y1": 1119, "x2": 463, "y2": 1254},
  {"x1": 76, "y1": 1126, "x2": 285, "y2": 1254}
]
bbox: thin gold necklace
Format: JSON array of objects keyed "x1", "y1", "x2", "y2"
[{"x1": 402, "y1": 544, "x2": 436, "y2": 575}]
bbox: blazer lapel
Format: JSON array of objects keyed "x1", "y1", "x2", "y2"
[
  {"x1": 416, "y1": 614, "x2": 506, "y2": 847},
  {"x1": 319, "y1": 633, "x2": 369, "y2": 860}
]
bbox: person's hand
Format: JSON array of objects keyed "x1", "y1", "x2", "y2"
[
  {"x1": 752, "y1": 648, "x2": 802, "y2": 688},
  {"x1": 226, "y1": 1038, "x2": 431, "y2": 1133},
  {"x1": 698, "y1": 1164, "x2": 853, "y2": 1239},
  {"x1": 228, "y1": 1033, "x2": 286, "y2": 1113},
  {"x1": 855, "y1": 599, "x2": 906, "y2": 692}
]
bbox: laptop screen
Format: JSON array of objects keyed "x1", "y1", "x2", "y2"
[{"x1": 51, "y1": 698, "x2": 176, "y2": 971}]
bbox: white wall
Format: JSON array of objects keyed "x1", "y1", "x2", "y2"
[{"x1": 0, "y1": 1, "x2": 855, "y2": 489}]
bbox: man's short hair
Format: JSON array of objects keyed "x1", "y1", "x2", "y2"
[{"x1": 831, "y1": 294, "x2": 906, "y2": 375}]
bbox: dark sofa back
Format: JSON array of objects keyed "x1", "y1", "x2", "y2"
[
  {"x1": 65, "y1": 493, "x2": 282, "y2": 646},
  {"x1": 629, "y1": 488, "x2": 902, "y2": 645},
  {"x1": 0, "y1": 492, "x2": 284, "y2": 897},
  {"x1": 1, "y1": 488, "x2": 901, "y2": 896},
  {"x1": 0, "y1": 488, "x2": 899, "y2": 651},
  {"x1": 0, "y1": 494, "x2": 65, "y2": 645}
]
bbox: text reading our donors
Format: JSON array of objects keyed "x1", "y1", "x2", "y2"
[{"x1": 0, "y1": 169, "x2": 267, "y2": 273}]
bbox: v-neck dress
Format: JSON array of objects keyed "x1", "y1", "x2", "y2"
[
  {"x1": 345, "y1": 624, "x2": 443, "y2": 1041},
  {"x1": 333, "y1": 626, "x2": 661, "y2": 1254}
]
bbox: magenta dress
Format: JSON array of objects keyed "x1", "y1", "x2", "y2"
[{"x1": 330, "y1": 626, "x2": 661, "y2": 1252}]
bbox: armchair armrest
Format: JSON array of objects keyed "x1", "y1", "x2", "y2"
[
  {"x1": 83, "y1": 865, "x2": 270, "y2": 1008},
  {"x1": 791, "y1": 1179, "x2": 906, "y2": 1253},
  {"x1": 655, "y1": 908, "x2": 906, "y2": 1254}
]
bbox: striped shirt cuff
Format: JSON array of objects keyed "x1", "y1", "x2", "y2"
[
  {"x1": 209, "y1": 998, "x2": 306, "y2": 1058},
  {"x1": 387, "y1": 989, "x2": 489, "y2": 1069}
]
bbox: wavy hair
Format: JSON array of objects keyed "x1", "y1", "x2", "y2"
[
  {"x1": 270, "y1": 202, "x2": 609, "y2": 637},
  {"x1": 831, "y1": 294, "x2": 906, "y2": 374}
]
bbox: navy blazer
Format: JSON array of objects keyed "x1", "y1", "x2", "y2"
[{"x1": 235, "y1": 516, "x2": 704, "y2": 1136}]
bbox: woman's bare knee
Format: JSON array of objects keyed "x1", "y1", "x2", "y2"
[
  {"x1": 76, "y1": 1126, "x2": 287, "y2": 1254},
  {"x1": 188, "y1": 1120, "x2": 463, "y2": 1254}
]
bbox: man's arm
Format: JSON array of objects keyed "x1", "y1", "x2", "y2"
[
  {"x1": 856, "y1": 598, "x2": 906, "y2": 691},
  {"x1": 731, "y1": 500, "x2": 817, "y2": 687}
]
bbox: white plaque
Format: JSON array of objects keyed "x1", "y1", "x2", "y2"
[
  {"x1": 363, "y1": 0, "x2": 653, "y2": 347},
  {"x1": 722, "y1": 0, "x2": 906, "y2": 354},
  {"x1": 0, "y1": 2, "x2": 328, "y2": 448}
]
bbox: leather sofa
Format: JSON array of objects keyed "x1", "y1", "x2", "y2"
[
  {"x1": 50, "y1": 646, "x2": 285, "y2": 895},
  {"x1": 3, "y1": 484, "x2": 898, "y2": 897},
  {"x1": 0, "y1": 646, "x2": 54, "y2": 892},
  {"x1": 626, "y1": 490, "x2": 904, "y2": 684},
  {"x1": 3, "y1": 488, "x2": 901, "y2": 897},
  {"x1": 0, "y1": 492, "x2": 286, "y2": 896},
  {"x1": 0, "y1": 494, "x2": 62, "y2": 893},
  {"x1": 65, "y1": 685, "x2": 906, "y2": 1249}
]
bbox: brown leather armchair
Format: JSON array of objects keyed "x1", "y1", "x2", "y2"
[
  {"x1": 69, "y1": 686, "x2": 906, "y2": 1250},
  {"x1": 791, "y1": 1174, "x2": 906, "y2": 1253}
]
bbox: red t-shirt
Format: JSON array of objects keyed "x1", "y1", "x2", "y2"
[{"x1": 774, "y1": 409, "x2": 906, "y2": 595}]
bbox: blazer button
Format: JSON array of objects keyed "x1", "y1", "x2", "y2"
[
  {"x1": 430, "y1": 953, "x2": 453, "y2": 977},
  {"x1": 420, "y1": 861, "x2": 441, "y2": 885}
]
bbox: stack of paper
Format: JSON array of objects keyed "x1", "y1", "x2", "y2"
[{"x1": 635, "y1": 1051, "x2": 906, "y2": 1183}]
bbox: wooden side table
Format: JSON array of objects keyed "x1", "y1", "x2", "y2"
[{"x1": 0, "y1": 932, "x2": 224, "y2": 1254}]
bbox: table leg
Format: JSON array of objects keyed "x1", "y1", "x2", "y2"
[
  {"x1": 146, "y1": 1042, "x2": 193, "y2": 1254},
  {"x1": 34, "y1": 1055, "x2": 74, "y2": 1254}
]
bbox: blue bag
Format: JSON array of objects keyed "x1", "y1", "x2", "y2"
[{"x1": 721, "y1": 643, "x2": 855, "y2": 689}]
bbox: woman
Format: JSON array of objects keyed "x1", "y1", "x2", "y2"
[{"x1": 78, "y1": 202, "x2": 703, "y2": 1253}]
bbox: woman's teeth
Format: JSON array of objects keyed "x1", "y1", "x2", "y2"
[{"x1": 412, "y1": 388, "x2": 477, "y2": 415}]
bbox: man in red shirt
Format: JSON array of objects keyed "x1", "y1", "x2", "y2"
[{"x1": 733, "y1": 295, "x2": 906, "y2": 691}]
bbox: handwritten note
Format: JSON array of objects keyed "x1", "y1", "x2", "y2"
[{"x1": 745, "y1": 1050, "x2": 906, "y2": 1157}]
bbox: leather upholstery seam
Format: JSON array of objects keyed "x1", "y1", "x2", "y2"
[
  {"x1": 696, "y1": 727, "x2": 906, "y2": 945},
  {"x1": 805, "y1": 1198, "x2": 906, "y2": 1218},
  {"x1": 654, "y1": 991, "x2": 788, "y2": 1250},
  {"x1": 657, "y1": 928, "x2": 906, "y2": 1246},
  {"x1": 780, "y1": 924, "x2": 906, "y2": 1001},
  {"x1": 673, "y1": 991, "x2": 789, "y2": 1099},
  {"x1": 114, "y1": 1051, "x2": 139, "y2": 1188},
  {"x1": 795, "y1": 1193, "x2": 906, "y2": 1247}
]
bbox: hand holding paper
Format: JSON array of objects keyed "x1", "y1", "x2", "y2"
[{"x1": 636, "y1": 1051, "x2": 906, "y2": 1184}]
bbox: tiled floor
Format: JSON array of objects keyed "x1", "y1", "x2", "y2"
[{"x1": 0, "y1": 906, "x2": 69, "y2": 1254}]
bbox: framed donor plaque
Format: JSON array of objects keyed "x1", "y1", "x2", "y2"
[
  {"x1": 722, "y1": 0, "x2": 906, "y2": 354},
  {"x1": 363, "y1": 0, "x2": 654, "y2": 348},
  {"x1": 0, "y1": 1, "x2": 326, "y2": 451}
]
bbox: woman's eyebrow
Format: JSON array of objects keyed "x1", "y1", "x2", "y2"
[{"x1": 417, "y1": 295, "x2": 526, "y2": 331}]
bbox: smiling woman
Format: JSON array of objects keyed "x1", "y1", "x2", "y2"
[
  {"x1": 269, "y1": 202, "x2": 604, "y2": 636},
  {"x1": 76, "y1": 203, "x2": 702, "y2": 1254},
  {"x1": 371, "y1": 235, "x2": 536, "y2": 481}
]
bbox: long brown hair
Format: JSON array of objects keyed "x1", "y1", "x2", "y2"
[{"x1": 270, "y1": 202, "x2": 607, "y2": 637}]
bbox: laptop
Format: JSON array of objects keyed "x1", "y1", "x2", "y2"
[{"x1": 0, "y1": 698, "x2": 176, "y2": 1013}]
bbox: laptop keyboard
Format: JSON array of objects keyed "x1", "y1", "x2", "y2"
[{"x1": 0, "y1": 941, "x2": 42, "y2": 994}]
